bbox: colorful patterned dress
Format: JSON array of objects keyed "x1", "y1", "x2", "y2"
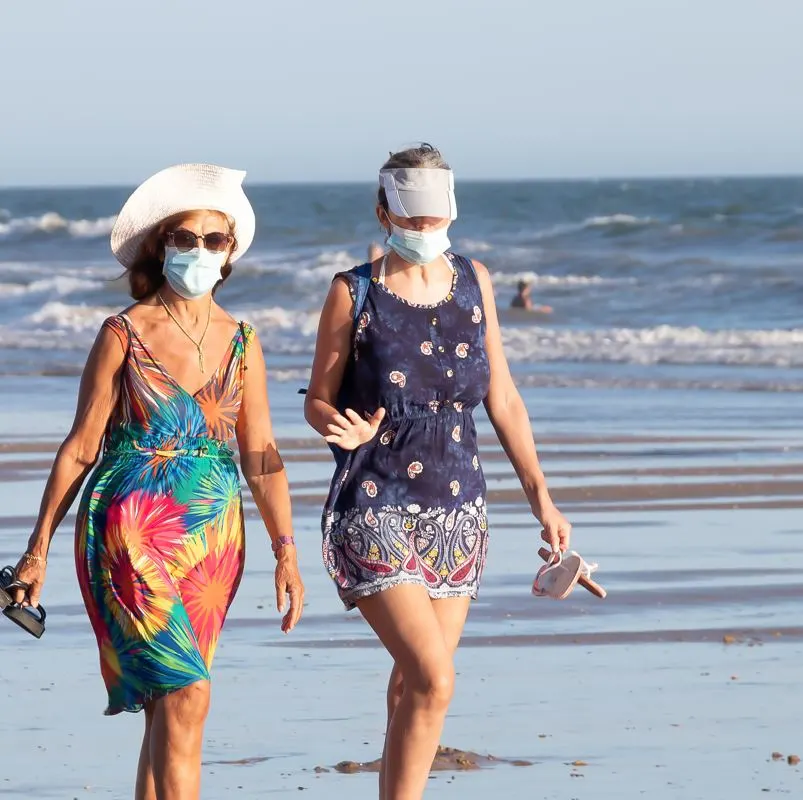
[
  {"x1": 323, "y1": 253, "x2": 491, "y2": 610},
  {"x1": 75, "y1": 314, "x2": 252, "y2": 715}
]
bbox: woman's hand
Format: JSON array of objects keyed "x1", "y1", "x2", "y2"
[
  {"x1": 275, "y1": 547, "x2": 305, "y2": 634},
  {"x1": 10, "y1": 554, "x2": 47, "y2": 607},
  {"x1": 325, "y1": 408, "x2": 386, "y2": 451},
  {"x1": 537, "y1": 502, "x2": 572, "y2": 553}
]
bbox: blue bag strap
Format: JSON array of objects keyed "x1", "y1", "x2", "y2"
[
  {"x1": 298, "y1": 262, "x2": 373, "y2": 396},
  {"x1": 298, "y1": 262, "x2": 373, "y2": 470},
  {"x1": 350, "y1": 262, "x2": 372, "y2": 326},
  {"x1": 328, "y1": 262, "x2": 373, "y2": 469}
]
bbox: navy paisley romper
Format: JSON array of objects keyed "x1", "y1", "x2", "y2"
[{"x1": 322, "y1": 252, "x2": 491, "y2": 610}]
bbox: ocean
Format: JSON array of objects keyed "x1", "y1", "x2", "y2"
[
  {"x1": 1, "y1": 177, "x2": 802, "y2": 798},
  {"x1": 0, "y1": 177, "x2": 801, "y2": 393}
]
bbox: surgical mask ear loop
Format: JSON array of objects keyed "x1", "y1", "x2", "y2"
[{"x1": 381, "y1": 209, "x2": 392, "y2": 243}]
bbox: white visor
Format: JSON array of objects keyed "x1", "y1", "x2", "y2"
[{"x1": 379, "y1": 168, "x2": 457, "y2": 220}]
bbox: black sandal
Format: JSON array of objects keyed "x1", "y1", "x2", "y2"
[{"x1": 0, "y1": 566, "x2": 46, "y2": 639}]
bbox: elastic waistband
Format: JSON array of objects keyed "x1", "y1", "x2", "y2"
[
  {"x1": 385, "y1": 401, "x2": 474, "y2": 422},
  {"x1": 105, "y1": 436, "x2": 232, "y2": 459}
]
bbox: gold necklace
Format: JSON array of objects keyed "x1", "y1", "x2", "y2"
[{"x1": 157, "y1": 293, "x2": 213, "y2": 372}]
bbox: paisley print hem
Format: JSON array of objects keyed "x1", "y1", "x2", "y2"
[
  {"x1": 339, "y1": 576, "x2": 480, "y2": 612},
  {"x1": 323, "y1": 498, "x2": 489, "y2": 612}
]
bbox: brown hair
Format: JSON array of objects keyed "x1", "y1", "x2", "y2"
[
  {"x1": 377, "y1": 143, "x2": 451, "y2": 211},
  {"x1": 127, "y1": 210, "x2": 238, "y2": 300}
]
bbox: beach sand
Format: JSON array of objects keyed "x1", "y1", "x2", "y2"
[{"x1": 0, "y1": 383, "x2": 801, "y2": 798}]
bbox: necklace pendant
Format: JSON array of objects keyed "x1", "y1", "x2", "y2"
[{"x1": 199, "y1": 350, "x2": 205, "y2": 373}]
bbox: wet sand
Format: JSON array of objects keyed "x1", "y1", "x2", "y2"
[
  {"x1": 1, "y1": 384, "x2": 801, "y2": 798},
  {"x1": 3, "y1": 435, "x2": 802, "y2": 513}
]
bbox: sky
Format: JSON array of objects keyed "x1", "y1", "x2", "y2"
[{"x1": 2, "y1": 0, "x2": 802, "y2": 186}]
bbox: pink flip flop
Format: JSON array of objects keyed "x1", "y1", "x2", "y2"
[
  {"x1": 532, "y1": 551, "x2": 584, "y2": 599},
  {"x1": 532, "y1": 549, "x2": 607, "y2": 600}
]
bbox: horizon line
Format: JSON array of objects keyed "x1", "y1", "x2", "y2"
[{"x1": 2, "y1": 171, "x2": 803, "y2": 192}]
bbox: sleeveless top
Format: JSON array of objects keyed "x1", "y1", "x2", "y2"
[
  {"x1": 322, "y1": 253, "x2": 492, "y2": 607},
  {"x1": 101, "y1": 314, "x2": 254, "y2": 456}
]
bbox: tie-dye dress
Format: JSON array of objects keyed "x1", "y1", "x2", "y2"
[{"x1": 75, "y1": 314, "x2": 252, "y2": 715}]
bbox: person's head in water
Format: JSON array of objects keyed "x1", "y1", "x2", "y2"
[
  {"x1": 511, "y1": 279, "x2": 553, "y2": 313},
  {"x1": 512, "y1": 280, "x2": 533, "y2": 309}
]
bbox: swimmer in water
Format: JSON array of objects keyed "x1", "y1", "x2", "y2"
[{"x1": 511, "y1": 280, "x2": 552, "y2": 313}]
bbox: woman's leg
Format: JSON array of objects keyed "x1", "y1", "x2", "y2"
[
  {"x1": 358, "y1": 585, "x2": 469, "y2": 800},
  {"x1": 135, "y1": 705, "x2": 157, "y2": 800},
  {"x1": 378, "y1": 663, "x2": 404, "y2": 799},
  {"x1": 378, "y1": 596, "x2": 471, "y2": 799},
  {"x1": 148, "y1": 680, "x2": 211, "y2": 800}
]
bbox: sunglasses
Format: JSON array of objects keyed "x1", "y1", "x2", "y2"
[{"x1": 166, "y1": 229, "x2": 233, "y2": 253}]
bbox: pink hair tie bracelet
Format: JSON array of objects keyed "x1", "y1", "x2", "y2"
[{"x1": 272, "y1": 536, "x2": 295, "y2": 558}]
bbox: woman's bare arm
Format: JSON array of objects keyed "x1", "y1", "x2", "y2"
[
  {"x1": 474, "y1": 260, "x2": 571, "y2": 550},
  {"x1": 235, "y1": 330, "x2": 304, "y2": 632},
  {"x1": 29, "y1": 326, "x2": 124, "y2": 557},
  {"x1": 13, "y1": 325, "x2": 124, "y2": 605}
]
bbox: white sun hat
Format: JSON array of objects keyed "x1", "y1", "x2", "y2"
[{"x1": 110, "y1": 163, "x2": 256, "y2": 269}]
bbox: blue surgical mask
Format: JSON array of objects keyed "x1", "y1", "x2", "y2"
[
  {"x1": 163, "y1": 246, "x2": 228, "y2": 299},
  {"x1": 386, "y1": 223, "x2": 451, "y2": 265}
]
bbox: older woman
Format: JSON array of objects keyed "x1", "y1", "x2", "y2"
[
  {"x1": 10, "y1": 164, "x2": 304, "y2": 800},
  {"x1": 305, "y1": 144, "x2": 571, "y2": 799}
]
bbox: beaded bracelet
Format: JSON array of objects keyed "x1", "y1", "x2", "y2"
[{"x1": 22, "y1": 552, "x2": 46, "y2": 565}]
